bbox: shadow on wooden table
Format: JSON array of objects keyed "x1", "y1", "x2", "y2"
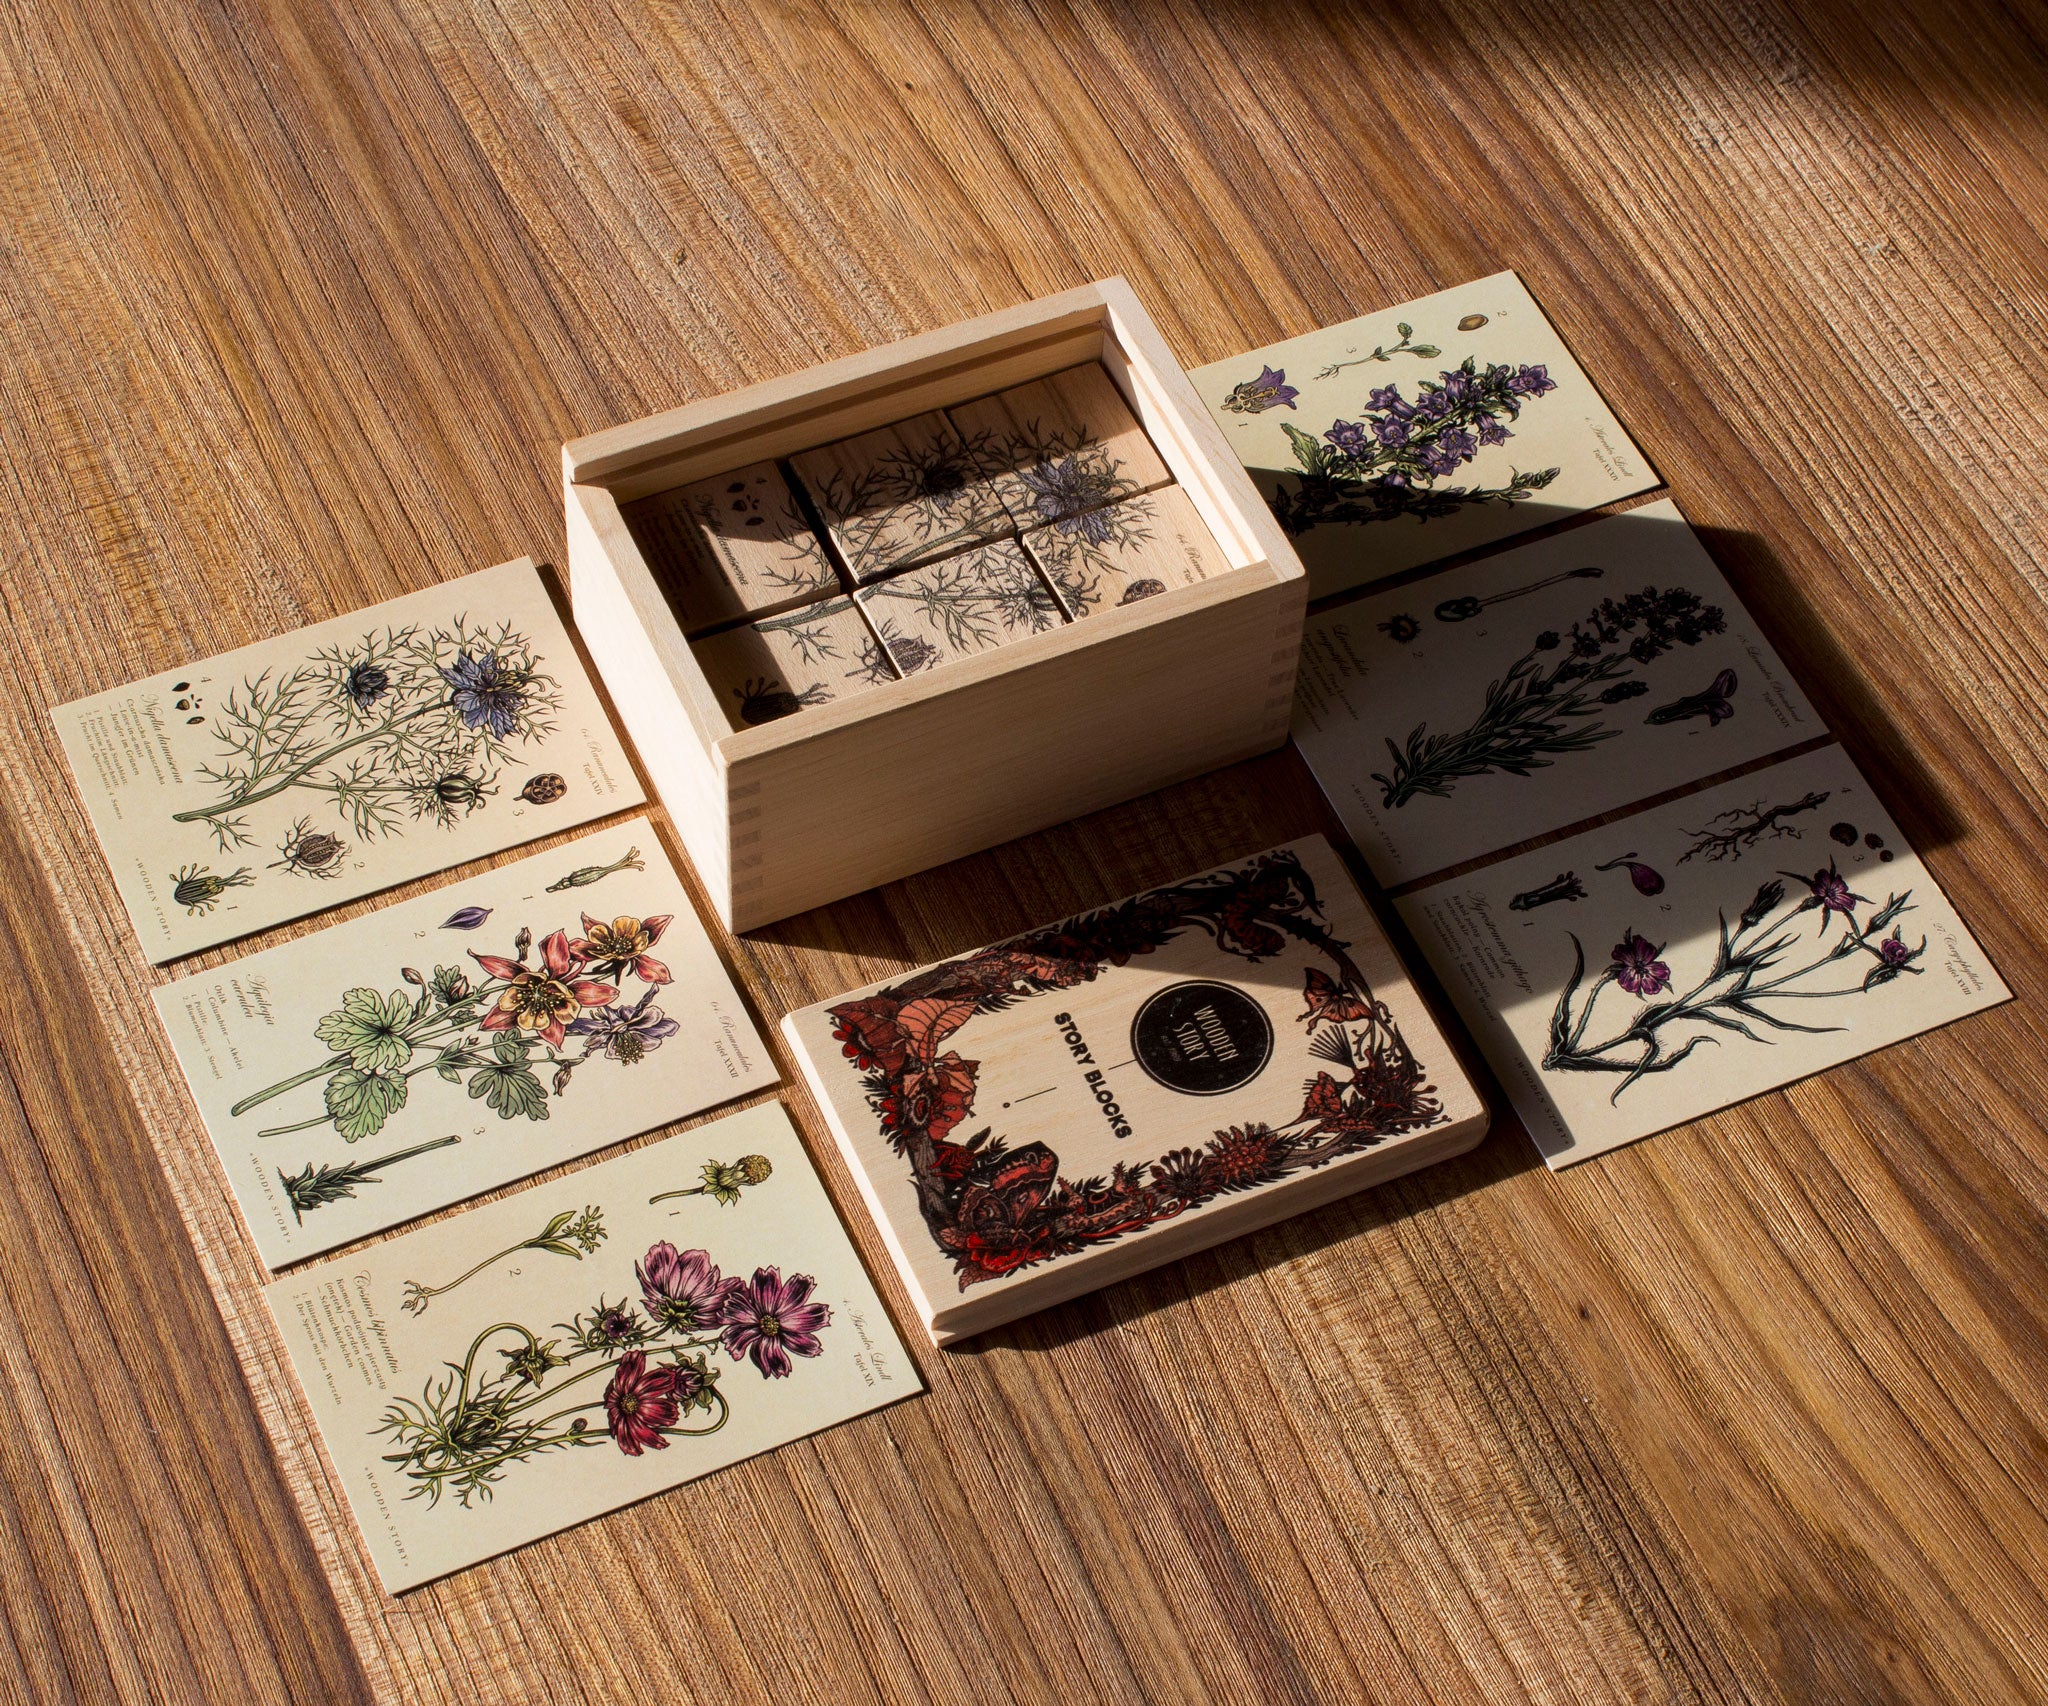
[{"x1": 1701, "y1": 525, "x2": 1963, "y2": 851}]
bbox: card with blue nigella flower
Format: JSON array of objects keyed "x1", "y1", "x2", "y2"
[{"x1": 54, "y1": 557, "x2": 643, "y2": 960}]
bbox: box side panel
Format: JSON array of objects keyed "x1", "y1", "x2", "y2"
[
  {"x1": 571, "y1": 307, "x2": 1112, "y2": 502},
  {"x1": 723, "y1": 575, "x2": 1307, "y2": 929},
  {"x1": 564, "y1": 480, "x2": 735, "y2": 919}
]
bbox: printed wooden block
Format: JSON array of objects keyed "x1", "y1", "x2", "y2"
[
  {"x1": 856, "y1": 537, "x2": 1067, "y2": 675},
  {"x1": 1023, "y1": 483, "x2": 1220, "y2": 618},
  {"x1": 623, "y1": 460, "x2": 839, "y2": 634},
  {"x1": 782, "y1": 836, "x2": 1489, "y2": 1344},
  {"x1": 948, "y1": 362, "x2": 1170, "y2": 532},
  {"x1": 690, "y1": 594, "x2": 897, "y2": 729},
  {"x1": 789, "y1": 411, "x2": 1015, "y2": 583}
]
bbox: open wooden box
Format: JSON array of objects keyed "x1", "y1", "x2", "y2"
[{"x1": 564, "y1": 278, "x2": 1307, "y2": 931}]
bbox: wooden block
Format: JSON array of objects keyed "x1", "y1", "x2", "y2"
[
  {"x1": 948, "y1": 361, "x2": 1171, "y2": 531},
  {"x1": 689, "y1": 593, "x2": 897, "y2": 729},
  {"x1": 621, "y1": 460, "x2": 839, "y2": 634},
  {"x1": 1022, "y1": 483, "x2": 1220, "y2": 618},
  {"x1": 782, "y1": 836, "x2": 1489, "y2": 1345},
  {"x1": 855, "y1": 536, "x2": 1068, "y2": 674},
  {"x1": 789, "y1": 410, "x2": 1014, "y2": 583}
]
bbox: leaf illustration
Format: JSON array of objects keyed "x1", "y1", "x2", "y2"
[
  {"x1": 325, "y1": 1066, "x2": 410, "y2": 1142},
  {"x1": 468, "y1": 1056, "x2": 549, "y2": 1121},
  {"x1": 1281, "y1": 421, "x2": 1330, "y2": 476},
  {"x1": 315, "y1": 988, "x2": 416, "y2": 1074}
]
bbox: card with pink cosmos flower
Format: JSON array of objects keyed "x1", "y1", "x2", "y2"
[
  {"x1": 153, "y1": 818, "x2": 773, "y2": 1267},
  {"x1": 1395, "y1": 745, "x2": 2009, "y2": 1168},
  {"x1": 53, "y1": 558, "x2": 643, "y2": 963},
  {"x1": 1191, "y1": 271, "x2": 1657, "y2": 599},
  {"x1": 263, "y1": 1099, "x2": 919, "y2": 1592},
  {"x1": 1293, "y1": 499, "x2": 1825, "y2": 885}
]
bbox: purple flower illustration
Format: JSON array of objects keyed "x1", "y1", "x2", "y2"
[
  {"x1": 567, "y1": 987, "x2": 680, "y2": 1064},
  {"x1": 1016, "y1": 454, "x2": 1124, "y2": 529},
  {"x1": 1272, "y1": 354, "x2": 1565, "y2": 538},
  {"x1": 1785, "y1": 860, "x2": 1868, "y2": 928},
  {"x1": 1877, "y1": 931, "x2": 1914, "y2": 967},
  {"x1": 720, "y1": 1266, "x2": 832, "y2": 1378},
  {"x1": 343, "y1": 661, "x2": 390, "y2": 712},
  {"x1": 1221, "y1": 364, "x2": 1300, "y2": 413},
  {"x1": 1611, "y1": 932, "x2": 1672, "y2": 997},
  {"x1": 440, "y1": 905, "x2": 493, "y2": 930},
  {"x1": 442, "y1": 650, "x2": 529, "y2": 737},
  {"x1": 1326, "y1": 419, "x2": 1371, "y2": 457},
  {"x1": 637, "y1": 1242, "x2": 740, "y2": 1334}
]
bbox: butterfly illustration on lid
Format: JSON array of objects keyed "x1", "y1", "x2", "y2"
[{"x1": 1300, "y1": 966, "x2": 1373, "y2": 1031}]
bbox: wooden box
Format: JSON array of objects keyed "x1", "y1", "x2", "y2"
[
  {"x1": 563, "y1": 279, "x2": 1307, "y2": 931},
  {"x1": 782, "y1": 837, "x2": 1490, "y2": 1344}
]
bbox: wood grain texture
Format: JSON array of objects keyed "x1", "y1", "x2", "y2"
[{"x1": 0, "y1": 0, "x2": 2043, "y2": 1701}]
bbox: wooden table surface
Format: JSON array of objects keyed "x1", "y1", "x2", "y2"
[{"x1": 4, "y1": 1, "x2": 2046, "y2": 1700}]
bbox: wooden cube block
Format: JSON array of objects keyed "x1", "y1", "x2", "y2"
[
  {"x1": 622, "y1": 460, "x2": 839, "y2": 634},
  {"x1": 689, "y1": 594, "x2": 896, "y2": 729},
  {"x1": 948, "y1": 361, "x2": 1171, "y2": 531},
  {"x1": 1022, "y1": 483, "x2": 1220, "y2": 618},
  {"x1": 856, "y1": 537, "x2": 1067, "y2": 675},
  {"x1": 790, "y1": 411, "x2": 1014, "y2": 583}
]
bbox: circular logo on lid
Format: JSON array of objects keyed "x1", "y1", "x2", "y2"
[{"x1": 1129, "y1": 981, "x2": 1274, "y2": 1096}]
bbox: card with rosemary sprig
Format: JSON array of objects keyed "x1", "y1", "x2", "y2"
[
  {"x1": 153, "y1": 819, "x2": 773, "y2": 1267},
  {"x1": 1191, "y1": 270, "x2": 1656, "y2": 599},
  {"x1": 263, "y1": 1100, "x2": 918, "y2": 1591},
  {"x1": 53, "y1": 558, "x2": 641, "y2": 962},
  {"x1": 1396, "y1": 745, "x2": 2010, "y2": 1167},
  {"x1": 1292, "y1": 500, "x2": 1822, "y2": 885}
]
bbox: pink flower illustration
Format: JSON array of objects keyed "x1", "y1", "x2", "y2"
[
  {"x1": 1784, "y1": 860, "x2": 1868, "y2": 929},
  {"x1": 720, "y1": 1267, "x2": 832, "y2": 1378},
  {"x1": 604, "y1": 1351, "x2": 682, "y2": 1455},
  {"x1": 1610, "y1": 932, "x2": 1672, "y2": 998},
  {"x1": 637, "y1": 1242, "x2": 740, "y2": 1334},
  {"x1": 472, "y1": 928, "x2": 615, "y2": 1047}
]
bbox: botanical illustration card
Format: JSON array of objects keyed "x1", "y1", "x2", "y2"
[
  {"x1": 1396, "y1": 746, "x2": 2009, "y2": 1167},
  {"x1": 784, "y1": 837, "x2": 1486, "y2": 1343},
  {"x1": 263, "y1": 1102, "x2": 918, "y2": 1591},
  {"x1": 54, "y1": 558, "x2": 642, "y2": 962},
  {"x1": 1191, "y1": 271, "x2": 1657, "y2": 599},
  {"x1": 154, "y1": 819, "x2": 773, "y2": 1267},
  {"x1": 1292, "y1": 500, "x2": 1824, "y2": 885}
]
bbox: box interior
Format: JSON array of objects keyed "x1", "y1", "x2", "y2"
[{"x1": 576, "y1": 308, "x2": 1278, "y2": 750}]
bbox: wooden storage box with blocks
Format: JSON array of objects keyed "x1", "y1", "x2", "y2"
[{"x1": 563, "y1": 279, "x2": 1309, "y2": 931}]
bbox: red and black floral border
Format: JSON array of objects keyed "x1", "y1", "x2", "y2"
[{"x1": 827, "y1": 848, "x2": 1447, "y2": 1290}]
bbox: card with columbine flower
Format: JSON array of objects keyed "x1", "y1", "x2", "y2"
[
  {"x1": 1293, "y1": 499, "x2": 1825, "y2": 884},
  {"x1": 53, "y1": 558, "x2": 642, "y2": 961},
  {"x1": 1396, "y1": 745, "x2": 2010, "y2": 1167},
  {"x1": 263, "y1": 1100, "x2": 918, "y2": 1591},
  {"x1": 152, "y1": 818, "x2": 774, "y2": 1267},
  {"x1": 1190, "y1": 270, "x2": 1657, "y2": 599}
]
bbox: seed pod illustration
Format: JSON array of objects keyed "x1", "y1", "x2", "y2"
[{"x1": 518, "y1": 772, "x2": 567, "y2": 805}]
